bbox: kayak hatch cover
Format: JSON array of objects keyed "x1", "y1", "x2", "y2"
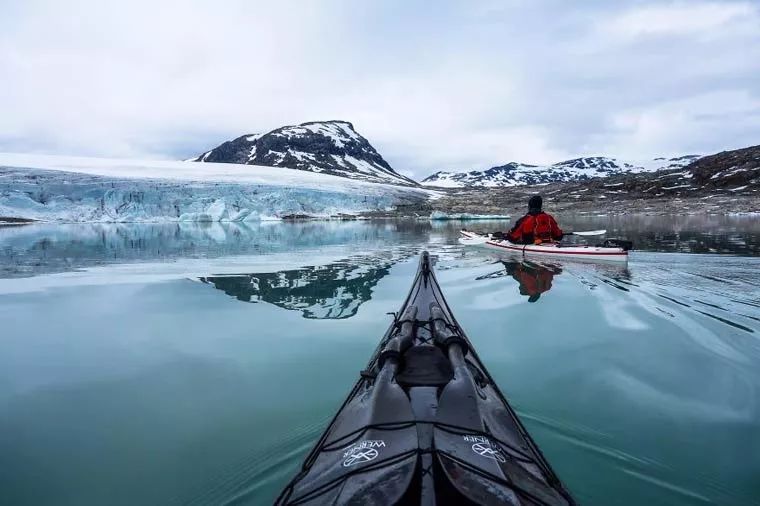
[{"x1": 275, "y1": 251, "x2": 576, "y2": 505}]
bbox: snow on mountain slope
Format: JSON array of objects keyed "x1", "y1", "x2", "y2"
[
  {"x1": 421, "y1": 155, "x2": 702, "y2": 188},
  {"x1": 0, "y1": 153, "x2": 430, "y2": 223},
  {"x1": 194, "y1": 120, "x2": 418, "y2": 187},
  {"x1": 636, "y1": 155, "x2": 702, "y2": 172}
]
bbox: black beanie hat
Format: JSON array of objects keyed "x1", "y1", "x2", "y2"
[{"x1": 528, "y1": 195, "x2": 543, "y2": 212}]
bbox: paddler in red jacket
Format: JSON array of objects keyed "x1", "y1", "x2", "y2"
[{"x1": 506, "y1": 195, "x2": 563, "y2": 244}]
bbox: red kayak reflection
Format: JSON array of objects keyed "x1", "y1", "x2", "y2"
[{"x1": 477, "y1": 260, "x2": 562, "y2": 303}]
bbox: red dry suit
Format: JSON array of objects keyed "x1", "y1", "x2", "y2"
[{"x1": 506, "y1": 212, "x2": 563, "y2": 244}]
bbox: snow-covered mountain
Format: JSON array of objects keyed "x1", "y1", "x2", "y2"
[
  {"x1": 421, "y1": 155, "x2": 701, "y2": 188},
  {"x1": 194, "y1": 120, "x2": 418, "y2": 187}
]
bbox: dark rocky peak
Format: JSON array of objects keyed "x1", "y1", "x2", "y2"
[
  {"x1": 194, "y1": 120, "x2": 418, "y2": 187},
  {"x1": 553, "y1": 157, "x2": 633, "y2": 171},
  {"x1": 686, "y1": 145, "x2": 760, "y2": 187},
  {"x1": 485, "y1": 162, "x2": 539, "y2": 173}
]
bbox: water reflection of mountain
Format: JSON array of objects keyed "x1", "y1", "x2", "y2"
[{"x1": 200, "y1": 254, "x2": 408, "y2": 319}]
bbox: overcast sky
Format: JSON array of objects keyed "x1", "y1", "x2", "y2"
[{"x1": 1, "y1": 0, "x2": 759, "y2": 178}]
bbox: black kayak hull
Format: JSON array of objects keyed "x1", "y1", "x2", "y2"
[{"x1": 276, "y1": 252, "x2": 576, "y2": 505}]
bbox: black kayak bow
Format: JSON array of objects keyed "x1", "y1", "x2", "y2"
[{"x1": 276, "y1": 252, "x2": 576, "y2": 505}]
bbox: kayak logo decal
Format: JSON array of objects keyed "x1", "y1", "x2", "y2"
[
  {"x1": 342, "y1": 440, "x2": 385, "y2": 467},
  {"x1": 472, "y1": 443, "x2": 506, "y2": 463},
  {"x1": 464, "y1": 435, "x2": 506, "y2": 463}
]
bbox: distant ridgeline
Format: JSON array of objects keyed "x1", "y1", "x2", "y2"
[
  {"x1": 421, "y1": 155, "x2": 702, "y2": 188},
  {"x1": 193, "y1": 120, "x2": 418, "y2": 187},
  {"x1": 426, "y1": 144, "x2": 759, "y2": 216}
]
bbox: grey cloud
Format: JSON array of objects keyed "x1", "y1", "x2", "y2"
[{"x1": 0, "y1": 0, "x2": 758, "y2": 178}]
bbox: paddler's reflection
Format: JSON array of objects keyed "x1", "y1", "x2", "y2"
[
  {"x1": 506, "y1": 261, "x2": 561, "y2": 302},
  {"x1": 477, "y1": 260, "x2": 562, "y2": 302}
]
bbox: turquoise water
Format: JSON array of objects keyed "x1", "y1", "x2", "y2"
[{"x1": 0, "y1": 218, "x2": 759, "y2": 505}]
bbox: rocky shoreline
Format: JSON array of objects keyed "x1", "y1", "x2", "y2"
[{"x1": 373, "y1": 185, "x2": 760, "y2": 218}]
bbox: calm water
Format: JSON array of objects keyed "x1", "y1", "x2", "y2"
[{"x1": 1, "y1": 216, "x2": 759, "y2": 505}]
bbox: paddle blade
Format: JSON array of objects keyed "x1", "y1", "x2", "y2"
[
  {"x1": 569, "y1": 229, "x2": 606, "y2": 236},
  {"x1": 459, "y1": 230, "x2": 490, "y2": 245}
]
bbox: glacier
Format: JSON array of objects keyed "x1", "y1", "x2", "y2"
[{"x1": 0, "y1": 153, "x2": 431, "y2": 223}]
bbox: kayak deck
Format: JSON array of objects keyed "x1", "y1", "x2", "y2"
[
  {"x1": 276, "y1": 252, "x2": 575, "y2": 505},
  {"x1": 461, "y1": 230, "x2": 629, "y2": 263}
]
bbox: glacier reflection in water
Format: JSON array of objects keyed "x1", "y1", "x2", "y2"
[{"x1": 0, "y1": 220, "x2": 430, "y2": 278}]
